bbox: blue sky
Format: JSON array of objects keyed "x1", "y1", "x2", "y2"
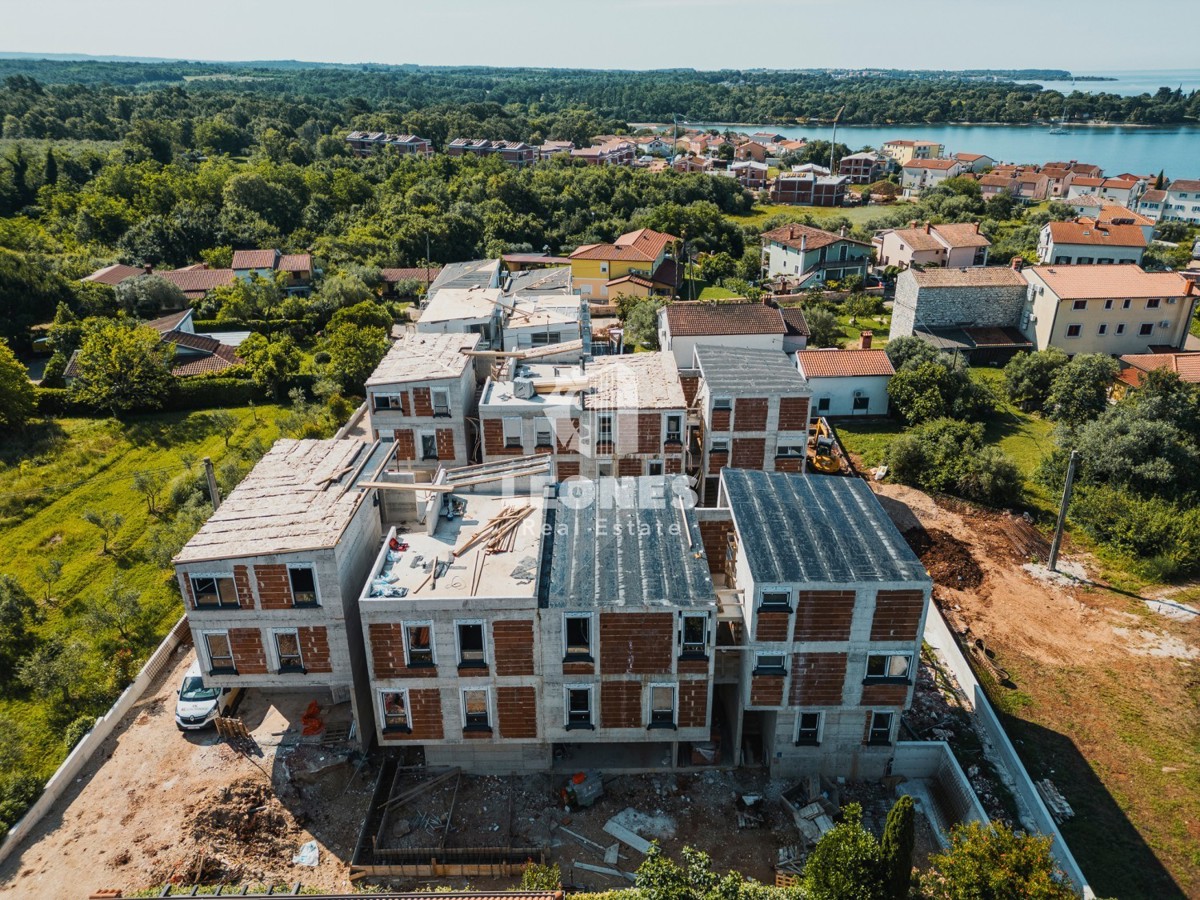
[{"x1": 1, "y1": 0, "x2": 1193, "y2": 71}]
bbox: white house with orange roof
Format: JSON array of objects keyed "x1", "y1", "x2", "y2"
[
  {"x1": 900, "y1": 159, "x2": 962, "y2": 197},
  {"x1": 794, "y1": 339, "x2": 895, "y2": 417},
  {"x1": 1036, "y1": 220, "x2": 1147, "y2": 266},
  {"x1": 873, "y1": 222, "x2": 990, "y2": 270},
  {"x1": 1163, "y1": 179, "x2": 1200, "y2": 224}
]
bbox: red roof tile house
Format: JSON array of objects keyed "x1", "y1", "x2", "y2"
[
  {"x1": 568, "y1": 228, "x2": 679, "y2": 301},
  {"x1": 1036, "y1": 219, "x2": 1147, "y2": 266},
  {"x1": 1115, "y1": 352, "x2": 1200, "y2": 392},
  {"x1": 761, "y1": 224, "x2": 871, "y2": 288},
  {"x1": 795, "y1": 346, "x2": 894, "y2": 417},
  {"x1": 658, "y1": 301, "x2": 788, "y2": 370},
  {"x1": 873, "y1": 222, "x2": 990, "y2": 270},
  {"x1": 900, "y1": 159, "x2": 962, "y2": 198},
  {"x1": 64, "y1": 308, "x2": 243, "y2": 381},
  {"x1": 232, "y1": 249, "x2": 314, "y2": 294}
]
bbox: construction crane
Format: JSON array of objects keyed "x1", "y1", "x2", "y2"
[{"x1": 828, "y1": 106, "x2": 845, "y2": 175}]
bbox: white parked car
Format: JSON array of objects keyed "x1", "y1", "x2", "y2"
[{"x1": 174, "y1": 661, "x2": 242, "y2": 731}]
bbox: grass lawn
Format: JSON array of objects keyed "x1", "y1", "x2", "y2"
[
  {"x1": 0, "y1": 405, "x2": 284, "y2": 781},
  {"x1": 727, "y1": 201, "x2": 907, "y2": 231},
  {"x1": 834, "y1": 312, "x2": 892, "y2": 348}
]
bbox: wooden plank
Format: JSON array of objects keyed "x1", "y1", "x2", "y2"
[
  {"x1": 377, "y1": 767, "x2": 461, "y2": 811},
  {"x1": 603, "y1": 820, "x2": 653, "y2": 854},
  {"x1": 575, "y1": 862, "x2": 635, "y2": 882}
]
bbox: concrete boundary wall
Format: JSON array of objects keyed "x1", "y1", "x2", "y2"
[
  {"x1": 924, "y1": 605, "x2": 1093, "y2": 898},
  {"x1": 0, "y1": 615, "x2": 192, "y2": 865},
  {"x1": 893, "y1": 740, "x2": 989, "y2": 831},
  {"x1": 334, "y1": 401, "x2": 370, "y2": 441}
]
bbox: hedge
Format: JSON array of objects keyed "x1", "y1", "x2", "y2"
[
  {"x1": 34, "y1": 378, "x2": 266, "y2": 417},
  {"x1": 191, "y1": 318, "x2": 316, "y2": 340}
]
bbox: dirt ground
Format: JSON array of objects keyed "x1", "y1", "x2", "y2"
[
  {"x1": 0, "y1": 645, "x2": 371, "y2": 897},
  {"x1": 873, "y1": 483, "x2": 1200, "y2": 900}
]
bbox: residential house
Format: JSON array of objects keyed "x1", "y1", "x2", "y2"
[
  {"x1": 1036, "y1": 220, "x2": 1147, "y2": 266},
  {"x1": 779, "y1": 306, "x2": 810, "y2": 354},
  {"x1": 1013, "y1": 171, "x2": 1051, "y2": 202},
  {"x1": 232, "y1": 249, "x2": 314, "y2": 294},
  {"x1": 501, "y1": 255, "x2": 571, "y2": 273},
  {"x1": 82, "y1": 263, "x2": 149, "y2": 287},
  {"x1": 635, "y1": 135, "x2": 674, "y2": 156},
  {"x1": 735, "y1": 141, "x2": 769, "y2": 163},
  {"x1": 537, "y1": 140, "x2": 575, "y2": 160},
  {"x1": 795, "y1": 341, "x2": 894, "y2": 418},
  {"x1": 344, "y1": 132, "x2": 433, "y2": 158},
  {"x1": 672, "y1": 155, "x2": 715, "y2": 174},
  {"x1": 731, "y1": 160, "x2": 769, "y2": 191},
  {"x1": 978, "y1": 173, "x2": 1019, "y2": 201},
  {"x1": 365, "y1": 332, "x2": 481, "y2": 473},
  {"x1": 477, "y1": 352, "x2": 687, "y2": 481},
  {"x1": 1136, "y1": 189, "x2": 1168, "y2": 222},
  {"x1": 752, "y1": 132, "x2": 788, "y2": 145},
  {"x1": 658, "y1": 301, "x2": 788, "y2": 372},
  {"x1": 1097, "y1": 177, "x2": 1146, "y2": 208},
  {"x1": 426, "y1": 259, "x2": 504, "y2": 300},
  {"x1": 1022, "y1": 265, "x2": 1198, "y2": 355},
  {"x1": 1092, "y1": 206, "x2": 1156, "y2": 243},
  {"x1": 1114, "y1": 352, "x2": 1200, "y2": 394},
  {"x1": 568, "y1": 228, "x2": 680, "y2": 301},
  {"x1": 900, "y1": 159, "x2": 962, "y2": 198},
  {"x1": 712, "y1": 468, "x2": 932, "y2": 778},
  {"x1": 571, "y1": 140, "x2": 636, "y2": 167},
  {"x1": 881, "y1": 140, "x2": 944, "y2": 166},
  {"x1": 873, "y1": 222, "x2": 990, "y2": 271},
  {"x1": 82, "y1": 263, "x2": 237, "y2": 307},
  {"x1": 446, "y1": 139, "x2": 537, "y2": 168},
  {"x1": 1037, "y1": 166, "x2": 1075, "y2": 198},
  {"x1": 891, "y1": 265, "x2": 1034, "y2": 364},
  {"x1": 1163, "y1": 179, "x2": 1200, "y2": 225},
  {"x1": 1045, "y1": 161, "x2": 1103, "y2": 179},
  {"x1": 691, "y1": 345, "x2": 812, "y2": 501},
  {"x1": 416, "y1": 288, "x2": 503, "y2": 345},
  {"x1": 380, "y1": 266, "x2": 442, "y2": 298},
  {"x1": 500, "y1": 289, "x2": 590, "y2": 359},
  {"x1": 64, "y1": 308, "x2": 243, "y2": 381},
  {"x1": 769, "y1": 174, "x2": 849, "y2": 207},
  {"x1": 172, "y1": 439, "x2": 387, "y2": 746},
  {"x1": 776, "y1": 139, "x2": 807, "y2": 156},
  {"x1": 953, "y1": 153, "x2": 995, "y2": 174},
  {"x1": 761, "y1": 224, "x2": 871, "y2": 287},
  {"x1": 1065, "y1": 176, "x2": 1107, "y2": 200},
  {"x1": 837, "y1": 152, "x2": 887, "y2": 184}
]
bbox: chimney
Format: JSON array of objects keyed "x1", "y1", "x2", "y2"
[
  {"x1": 1187, "y1": 279, "x2": 1196, "y2": 297},
  {"x1": 143, "y1": 264, "x2": 153, "y2": 275},
  {"x1": 840, "y1": 225, "x2": 848, "y2": 238},
  {"x1": 910, "y1": 220, "x2": 919, "y2": 229},
  {"x1": 924, "y1": 222, "x2": 931, "y2": 234},
  {"x1": 1010, "y1": 257, "x2": 1024, "y2": 271},
  {"x1": 860, "y1": 330, "x2": 873, "y2": 350},
  {"x1": 800, "y1": 235, "x2": 807, "y2": 254},
  {"x1": 974, "y1": 222, "x2": 981, "y2": 234}
]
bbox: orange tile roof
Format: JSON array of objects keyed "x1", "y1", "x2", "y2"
[
  {"x1": 82, "y1": 263, "x2": 145, "y2": 285},
  {"x1": 929, "y1": 223, "x2": 991, "y2": 249},
  {"x1": 1030, "y1": 265, "x2": 1191, "y2": 299},
  {"x1": 903, "y1": 159, "x2": 960, "y2": 170},
  {"x1": 158, "y1": 267, "x2": 236, "y2": 296},
  {"x1": 762, "y1": 223, "x2": 867, "y2": 251},
  {"x1": 232, "y1": 249, "x2": 280, "y2": 269},
  {"x1": 795, "y1": 349, "x2": 895, "y2": 378},
  {"x1": 1096, "y1": 205, "x2": 1153, "y2": 227},
  {"x1": 1119, "y1": 352, "x2": 1200, "y2": 383},
  {"x1": 1071, "y1": 176, "x2": 1105, "y2": 187},
  {"x1": 570, "y1": 228, "x2": 677, "y2": 262},
  {"x1": 1170, "y1": 179, "x2": 1200, "y2": 193},
  {"x1": 1047, "y1": 221, "x2": 1147, "y2": 248},
  {"x1": 278, "y1": 253, "x2": 312, "y2": 272},
  {"x1": 664, "y1": 301, "x2": 786, "y2": 336}
]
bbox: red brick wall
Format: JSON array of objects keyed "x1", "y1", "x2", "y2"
[
  {"x1": 706, "y1": 450, "x2": 729, "y2": 475},
  {"x1": 412, "y1": 387, "x2": 433, "y2": 417},
  {"x1": 255, "y1": 564, "x2": 293, "y2": 610},
  {"x1": 698, "y1": 520, "x2": 733, "y2": 577},
  {"x1": 563, "y1": 660, "x2": 594, "y2": 675},
  {"x1": 600, "y1": 612, "x2": 673, "y2": 675},
  {"x1": 678, "y1": 680, "x2": 708, "y2": 727},
  {"x1": 233, "y1": 565, "x2": 254, "y2": 609},
  {"x1": 368, "y1": 623, "x2": 435, "y2": 678},
  {"x1": 677, "y1": 657, "x2": 708, "y2": 675},
  {"x1": 750, "y1": 673, "x2": 785, "y2": 706},
  {"x1": 774, "y1": 457, "x2": 802, "y2": 473},
  {"x1": 870, "y1": 590, "x2": 926, "y2": 642},
  {"x1": 618, "y1": 458, "x2": 642, "y2": 476},
  {"x1": 394, "y1": 429, "x2": 416, "y2": 461},
  {"x1": 482, "y1": 418, "x2": 523, "y2": 456},
  {"x1": 735, "y1": 397, "x2": 768, "y2": 431},
  {"x1": 731, "y1": 438, "x2": 766, "y2": 470},
  {"x1": 637, "y1": 413, "x2": 662, "y2": 454},
  {"x1": 861, "y1": 682, "x2": 909, "y2": 706},
  {"x1": 557, "y1": 459, "x2": 581, "y2": 479},
  {"x1": 497, "y1": 686, "x2": 538, "y2": 738},
  {"x1": 755, "y1": 610, "x2": 790, "y2": 642},
  {"x1": 779, "y1": 396, "x2": 810, "y2": 430},
  {"x1": 410, "y1": 688, "x2": 443, "y2": 740},
  {"x1": 600, "y1": 681, "x2": 642, "y2": 728},
  {"x1": 436, "y1": 428, "x2": 455, "y2": 460},
  {"x1": 794, "y1": 591, "x2": 856, "y2": 641},
  {"x1": 679, "y1": 375, "x2": 700, "y2": 407},
  {"x1": 297, "y1": 626, "x2": 332, "y2": 674},
  {"x1": 493, "y1": 620, "x2": 535, "y2": 676},
  {"x1": 790, "y1": 652, "x2": 847, "y2": 705},
  {"x1": 229, "y1": 628, "x2": 267, "y2": 675},
  {"x1": 398, "y1": 391, "x2": 411, "y2": 417},
  {"x1": 710, "y1": 408, "x2": 731, "y2": 431},
  {"x1": 665, "y1": 456, "x2": 682, "y2": 474}
]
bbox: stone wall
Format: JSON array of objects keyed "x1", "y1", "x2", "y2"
[{"x1": 892, "y1": 272, "x2": 1028, "y2": 338}]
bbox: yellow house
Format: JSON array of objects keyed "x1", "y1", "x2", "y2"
[{"x1": 568, "y1": 228, "x2": 681, "y2": 301}]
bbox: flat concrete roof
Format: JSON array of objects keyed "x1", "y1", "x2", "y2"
[
  {"x1": 365, "y1": 494, "x2": 546, "y2": 602},
  {"x1": 419, "y1": 288, "x2": 500, "y2": 324},
  {"x1": 174, "y1": 439, "x2": 382, "y2": 564},
  {"x1": 721, "y1": 468, "x2": 929, "y2": 586},
  {"x1": 480, "y1": 352, "x2": 685, "y2": 413},
  {"x1": 538, "y1": 477, "x2": 715, "y2": 609}
]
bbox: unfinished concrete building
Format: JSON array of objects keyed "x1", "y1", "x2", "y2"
[
  {"x1": 365, "y1": 332, "x2": 482, "y2": 472},
  {"x1": 477, "y1": 352, "x2": 687, "y2": 481},
  {"x1": 172, "y1": 439, "x2": 389, "y2": 742},
  {"x1": 691, "y1": 345, "x2": 812, "y2": 503}
]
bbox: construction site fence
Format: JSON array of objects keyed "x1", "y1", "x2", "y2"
[
  {"x1": 0, "y1": 615, "x2": 192, "y2": 866},
  {"x1": 924, "y1": 605, "x2": 1093, "y2": 899},
  {"x1": 353, "y1": 846, "x2": 544, "y2": 879}
]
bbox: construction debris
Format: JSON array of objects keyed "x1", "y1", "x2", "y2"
[
  {"x1": 574, "y1": 861, "x2": 636, "y2": 882},
  {"x1": 1035, "y1": 779, "x2": 1075, "y2": 824},
  {"x1": 604, "y1": 818, "x2": 652, "y2": 855}
]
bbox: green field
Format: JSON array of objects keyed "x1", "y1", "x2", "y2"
[
  {"x1": 0, "y1": 406, "x2": 284, "y2": 783},
  {"x1": 727, "y1": 201, "x2": 905, "y2": 231}
]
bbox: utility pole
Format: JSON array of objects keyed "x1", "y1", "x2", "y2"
[
  {"x1": 829, "y1": 105, "x2": 845, "y2": 175},
  {"x1": 1047, "y1": 450, "x2": 1079, "y2": 571},
  {"x1": 203, "y1": 457, "x2": 222, "y2": 511}
]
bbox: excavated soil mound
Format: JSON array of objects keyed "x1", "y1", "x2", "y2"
[{"x1": 904, "y1": 526, "x2": 984, "y2": 591}]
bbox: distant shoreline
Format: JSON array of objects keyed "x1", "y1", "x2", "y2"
[{"x1": 630, "y1": 120, "x2": 1199, "y2": 131}]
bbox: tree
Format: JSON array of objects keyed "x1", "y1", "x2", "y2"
[
  {"x1": 322, "y1": 324, "x2": 390, "y2": 392},
  {"x1": 887, "y1": 360, "x2": 959, "y2": 424},
  {"x1": 328, "y1": 300, "x2": 393, "y2": 331},
  {"x1": 311, "y1": 271, "x2": 374, "y2": 317},
  {"x1": 81, "y1": 508, "x2": 124, "y2": 555},
  {"x1": 880, "y1": 795, "x2": 915, "y2": 900},
  {"x1": 805, "y1": 308, "x2": 843, "y2": 348},
  {"x1": 34, "y1": 558, "x2": 62, "y2": 605},
  {"x1": 238, "y1": 332, "x2": 300, "y2": 396},
  {"x1": 0, "y1": 337, "x2": 35, "y2": 432},
  {"x1": 86, "y1": 578, "x2": 156, "y2": 647},
  {"x1": 1045, "y1": 353, "x2": 1120, "y2": 426},
  {"x1": 132, "y1": 469, "x2": 170, "y2": 515},
  {"x1": 625, "y1": 299, "x2": 662, "y2": 349},
  {"x1": 17, "y1": 637, "x2": 86, "y2": 705},
  {"x1": 69, "y1": 320, "x2": 175, "y2": 414},
  {"x1": 1003, "y1": 348, "x2": 1069, "y2": 412},
  {"x1": 114, "y1": 275, "x2": 187, "y2": 318},
  {"x1": 0, "y1": 575, "x2": 40, "y2": 685},
  {"x1": 208, "y1": 410, "x2": 238, "y2": 448},
  {"x1": 42, "y1": 146, "x2": 57, "y2": 186},
  {"x1": 802, "y1": 803, "x2": 885, "y2": 900},
  {"x1": 884, "y1": 335, "x2": 941, "y2": 371},
  {"x1": 923, "y1": 820, "x2": 1077, "y2": 900}
]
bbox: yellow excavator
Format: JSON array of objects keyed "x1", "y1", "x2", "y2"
[{"x1": 809, "y1": 418, "x2": 842, "y2": 475}]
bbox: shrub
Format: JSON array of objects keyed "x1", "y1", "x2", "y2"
[
  {"x1": 63, "y1": 714, "x2": 96, "y2": 752},
  {"x1": 163, "y1": 378, "x2": 263, "y2": 412},
  {"x1": 1003, "y1": 348, "x2": 1068, "y2": 412},
  {"x1": 844, "y1": 293, "x2": 882, "y2": 318},
  {"x1": 0, "y1": 772, "x2": 41, "y2": 834},
  {"x1": 886, "y1": 419, "x2": 1021, "y2": 507}
]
